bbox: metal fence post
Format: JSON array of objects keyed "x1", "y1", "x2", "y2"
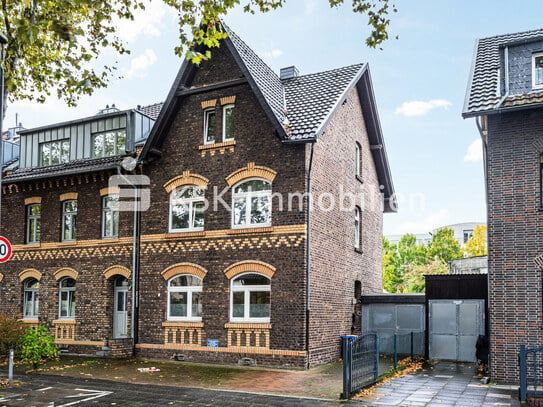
[
  {"x1": 341, "y1": 336, "x2": 352, "y2": 399},
  {"x1": 519, "y1": 344, "x2": 527, "y2": 402},
  {"x1": 410, "y1": 331, "x2": 414, "y2": 359},
  {"x1": 375, "y1": 335, "x2": 379, "y2": 381},
  {"x1": 8, "y1": 348, "x2": 13, "y2": 384},
  {"x1": 393, "y1": 333, "x2": 398, "y2": 369}
]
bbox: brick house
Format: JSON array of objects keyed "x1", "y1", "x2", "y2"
[
  {"x1": 0, "y1": 24, "x2": 395, "y2": 367},
  {"x1": 463, "y1": 28, "x2": 543, "y2": 383}
]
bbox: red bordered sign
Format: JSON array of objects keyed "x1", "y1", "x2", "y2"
[{"x1": 0, "y1": 236, "x2": 12, "y2": 263}]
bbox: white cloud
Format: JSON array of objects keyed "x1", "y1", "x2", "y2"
[
  {"x1": 115, "y1": 1, "x2": 173, "y2": 43},
  {"x1": 262, "y1": 49, "x2": 283, "y2": 59},
  {"x1": 124, "y1": 49, "x2": 157, "y2": 79},
  {"x1": 391, "y1": 209, "x2": 451, "y2": 235},
  {"x1": 464, "y1": 138, "x2": 483, "y2": 163},
  {"x1": 395, "y1": 99, "x2": 452, "y2": 117}
]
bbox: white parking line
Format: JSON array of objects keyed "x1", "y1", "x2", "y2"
[
  {"x1": 57, "y1": 389, "x2": 113, "y2": 407},
  {"x1": 37, "y1": 386, "x2": 53, "y2": 391}
]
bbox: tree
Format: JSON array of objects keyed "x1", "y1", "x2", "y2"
[
  {"x1": 1, "y1": 1, "x2": 397, "y2": 108},
  {"x1": 1, "y1": 0, "x2": 146, "y2": 108},
  {"x1": 465, "y1": 225, "x2": 487, "y2": 257},
  {"x1": 427, "y1": 228, "x2": 463, "y2": 263},
  {"x1": 382, "y1": 237, "x2": 400, "y2": 293},
  {"x1": 397, "y1": 258, "x2": 448, "y2": 293},
  {"x1": 164, "y1": 0, "x2": 398, "y2": 64},
  {"x1": 0, "y1": 313, "x2": 26, "y2": 359}
]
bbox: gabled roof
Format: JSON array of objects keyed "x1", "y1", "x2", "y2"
[
  {"x1": 463, "y1": 28, "x2": 543, "y2": 118},
  {"x1": 140, "y1": 22, "x2": 395, "y2": 211},
  {"x1": 137, "y1": 102, "x2": 163, "y2": 120}
]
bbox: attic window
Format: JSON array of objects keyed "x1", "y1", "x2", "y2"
[
  {"x1": 40, "y1": 139, "x2": 70, "y2": 166},
  {"x1": 92, "y1": 129, "x2": 126, "y2": 158},
  {"x1": 533, "y1": 52, "x2": 543, "y2": 89}
]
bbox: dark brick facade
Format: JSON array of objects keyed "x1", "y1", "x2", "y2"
[
  {"x1": 486, "y1": 107, "x2": 543, "y2": 383},
  {"x1": 0, "y1": 40, "x2": 387, "y2": 367}
]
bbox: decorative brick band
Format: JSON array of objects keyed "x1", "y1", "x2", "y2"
[
  {"x1": 224, "y1": 260, "x2": 276, "y2": 279},
  {"x1": 198, "y1": 140, "x2": 236, "y2": 157},
  {"x1": 136, "y1": 343, "x2": 306, "y2": 357},
  {"x1": 24, "y1": 196, "x2": 41, "y2": 205},
  {"x1": 161, "y1": 263, "x2": 208, "y2": 281},
  {"x1": 201, "y1": 99, "x2": 217, "y2": 109},
  {"x1": 220, "y1": 96, "x2": 236, "y2": 105},
  {"x1": 103, "y1": 265, "x2": 131, "y2": 280},
  {"x1": 100, "y1": 186, "x2": 120, "y2": 196},
  {"x1": 163, "y1": 171, "x2": 209, "y2": 193},
  {"x1": 225, "y1": 162, "x2": 277, "y2": 186},
  {"x1": 19, "y1": 268, "x2": 42, "y2": 282},
  {"x1": 59, "y1": 192, "x2": 78, "y2": 201},
  {"x1": 53, "y1": 267, "x2": 79, "y2": 281}
]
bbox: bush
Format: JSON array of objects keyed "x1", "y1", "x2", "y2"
[
  {"x1": 19, "y1": 325, "x2": 58, "y2": 368},
  {"x1": 0, "y1": 314, "x2": 26, "y2": 358}
]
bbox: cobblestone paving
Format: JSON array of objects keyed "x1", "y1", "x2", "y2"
[{"x1": 357, "y1": 362, "x2": 521, "y2": 406}]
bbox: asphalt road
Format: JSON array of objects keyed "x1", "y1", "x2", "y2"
[{"x1": 0, "y1": 373, "x2": 363, "y2": 406}]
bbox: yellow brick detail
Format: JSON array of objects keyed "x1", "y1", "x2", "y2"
[
  {"x1": 224, "y1": 260, "x2": 276, "y2": 279},
  {"x1": 59, "y1": 192, "x2": 78, "y2": 201},
  {"x1": 53, "y1": 267, "x2": 79, "y2": 281},
  {"x1": 161, "y1": 263, "x2": 208, "y2": 281},
  {"x1": 24, "y1": 196, "x2": 41, "y2": 205},
  {"x1": 163, "y1": 171, "x2": 209, "y2": 193},
  {"x1": 225, "y1": 162, "x2": 277, "y2": 186}
]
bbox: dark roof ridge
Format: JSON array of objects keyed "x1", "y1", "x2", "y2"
[
  {"x1": 477, "y1": 27, "x2": 543, "y2": 42},
  {"x1": 281, "y1": 63, "x2": 365, "y2": 82}
]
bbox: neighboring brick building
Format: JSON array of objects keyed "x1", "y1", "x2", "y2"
[
  {"x1": 463, "y1": 28, "x2": 543, "y2": 383},
  {"x1": 0, "y1": 24, "x2": 395, "y2": 367}
]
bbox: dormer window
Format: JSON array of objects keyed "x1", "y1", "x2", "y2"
[
  {"x1": 40, "y1": 140, "x2": 70, "y2": 166},
  {"x1": 92, "y1": 130, "x2": 126, "y2": 158},
  {"x1": 533, "y1": 52, "x2": 543, "y2": 89}
]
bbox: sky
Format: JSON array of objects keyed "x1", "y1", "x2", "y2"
[{"x1": 4, "y1": 0, "x2": 543, "y2": 236}]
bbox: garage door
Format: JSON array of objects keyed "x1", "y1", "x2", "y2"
[{"x1": 429, "y1": 299, "x2": 484, "y2": 362}]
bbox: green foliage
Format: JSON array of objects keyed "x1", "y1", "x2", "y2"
[
  {"x1": 0, "y1": 313, "x2": 26, "y2": 357},
  {"x1": 427, "y1": 228, "x2": 463, "y2": 263},
  {"x1": 465, "y1": 225, "x2": 487, "y2": 257},
  {"x1": 383, "y1": 228, "x2": 463, "y2": 293},
  {"x1": 1, "y1": 0, "x2": 145, "y2": 106},
  {"x1": 397, "y1": 258, "x2": 448, "y2": 293},
  {"x1": 19, "y1": 325, "x2": 58, "y2": 368},
  {"x1": 161, "y1": 0, "x2": 397, "y2": 64}
]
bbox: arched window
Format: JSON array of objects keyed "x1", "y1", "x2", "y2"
[
  {"x1": 168, "y1": 275, "x2": 203, "y2": 321},
  {"x1": 59, "y1": 278, "x2": 76, "y2": 319},
  {"x1": 230, "y1": 273, "x2": 270, "y2": 322},
  {"x1": 23, "y1": 278, "x2": 39, "y2": 319},
  {"x1": 232, "y1": 179, "x2": 271, "y2": 228},
  {"x1": 170, "y1": 186, "x2": 205, "y2": 232}
]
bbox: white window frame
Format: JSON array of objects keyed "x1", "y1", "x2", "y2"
[
  {"x1": 23, "y1": 278, "x2": 39, "y2": 319},
  {"x1": 230, "y1": 273, "x2": 271, "y2": 323},
  {"x1": 58, "y1": 277, "x2": 76, "y2": 320},
  {"x1": 40, "y1": 139, "x2": 70, "y2": 167},
  {"x1": 533, "y1": 52, "x2": 543, "y2": 90},
  {"x1": 26, "y1": 203, "x2": 41, "y2": 244},
  {"x1": 355, "y1": 143, "x2": 361, "y2": 177},
  {"x1": 92, "y1": 129, "x2": 127, "y2": 158},
  {"x1": 102, "y1": 194, "x2": 119, "y2": 239},
  {"x1": 355, "y1": 207, "x2": 361, "y2": 250},
  {"x1": 169, "y1": 186, "x2": 205, "y2": 233},
  {"x1": 167, "y1": 275, "x2": 203, "y2": 322},
  {"x1": 231, "y1": 178, "x2": 272, "y2": 229},
  {"x1": 222, "y1": 104, "x2": 235, "y2": 142},
  {"x1": 203, "y1": 108, "x2": 216, "y2": 145},
  {"x1": 61, "y1": 199, "x2": 77, "y2": 242}
]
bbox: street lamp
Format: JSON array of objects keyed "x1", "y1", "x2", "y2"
[{"x1": 0, "y1": 32, "x2": 8, "y2": 234}]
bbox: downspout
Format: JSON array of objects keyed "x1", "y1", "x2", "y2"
[
  {"x1": 116, "y1": 165, "x2": 141, "y2": 351},
  {"x1": 305, "y1": 141, "x2": 315, "y2": 369},
  {"x1": 496, "y1": 46, "x2": 510, "y2": 109}
]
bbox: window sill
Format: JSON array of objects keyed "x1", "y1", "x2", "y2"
[
  {"x1": 228, "y1": 226, "x2": 273, "y2": 235},
  {"x1": 165, "y1": 231, "x2": 206, "y2": 239},
  {"x1": 162, "y1": 321, "x2": 203, "y2": 327},
  {"x1": 22, "y1": 318, "x2": 39, "y2": 323},
  {"x1": 225, "y1": 322, "x2": 272, "y2": 329},
  {"x1": 25, "y1": 243, "x2": 41, "y2": 247},
  {"x1": 198, "y1": 140, "x2": 236, "y2": 157},
  {"x1": 53, "y1": 319, "x2": 76, "y2": 324},
  {"x1": 356, "y1": 175, "x2": 364, "y2": 184}
]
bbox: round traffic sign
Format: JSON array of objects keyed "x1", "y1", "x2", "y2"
[{"x1": 0, "y1": 236, "x2": 12, "y2": 263}]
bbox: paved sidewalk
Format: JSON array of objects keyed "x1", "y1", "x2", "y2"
[{"x1": 356, "y1": 362, "x2": 521, "y2": 406}]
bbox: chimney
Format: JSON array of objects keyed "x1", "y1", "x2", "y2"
[{"x1": 280, "y1": 66, "x2": 299, "y2": 80}]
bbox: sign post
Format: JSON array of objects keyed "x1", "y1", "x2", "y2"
[{"x1": 0, "y1": 235, "x2": 12, "y2": 263}]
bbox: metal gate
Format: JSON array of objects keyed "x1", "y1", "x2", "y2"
[
  {"x1": 429, "y1": 299, "x2": 484, "y2": 362},
  {"x1": 341, "y1": 333, "x2": 379, "y2": 399},
  {"x1": 519, "y1": 344, "x2": 543, "y2": 402}
]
